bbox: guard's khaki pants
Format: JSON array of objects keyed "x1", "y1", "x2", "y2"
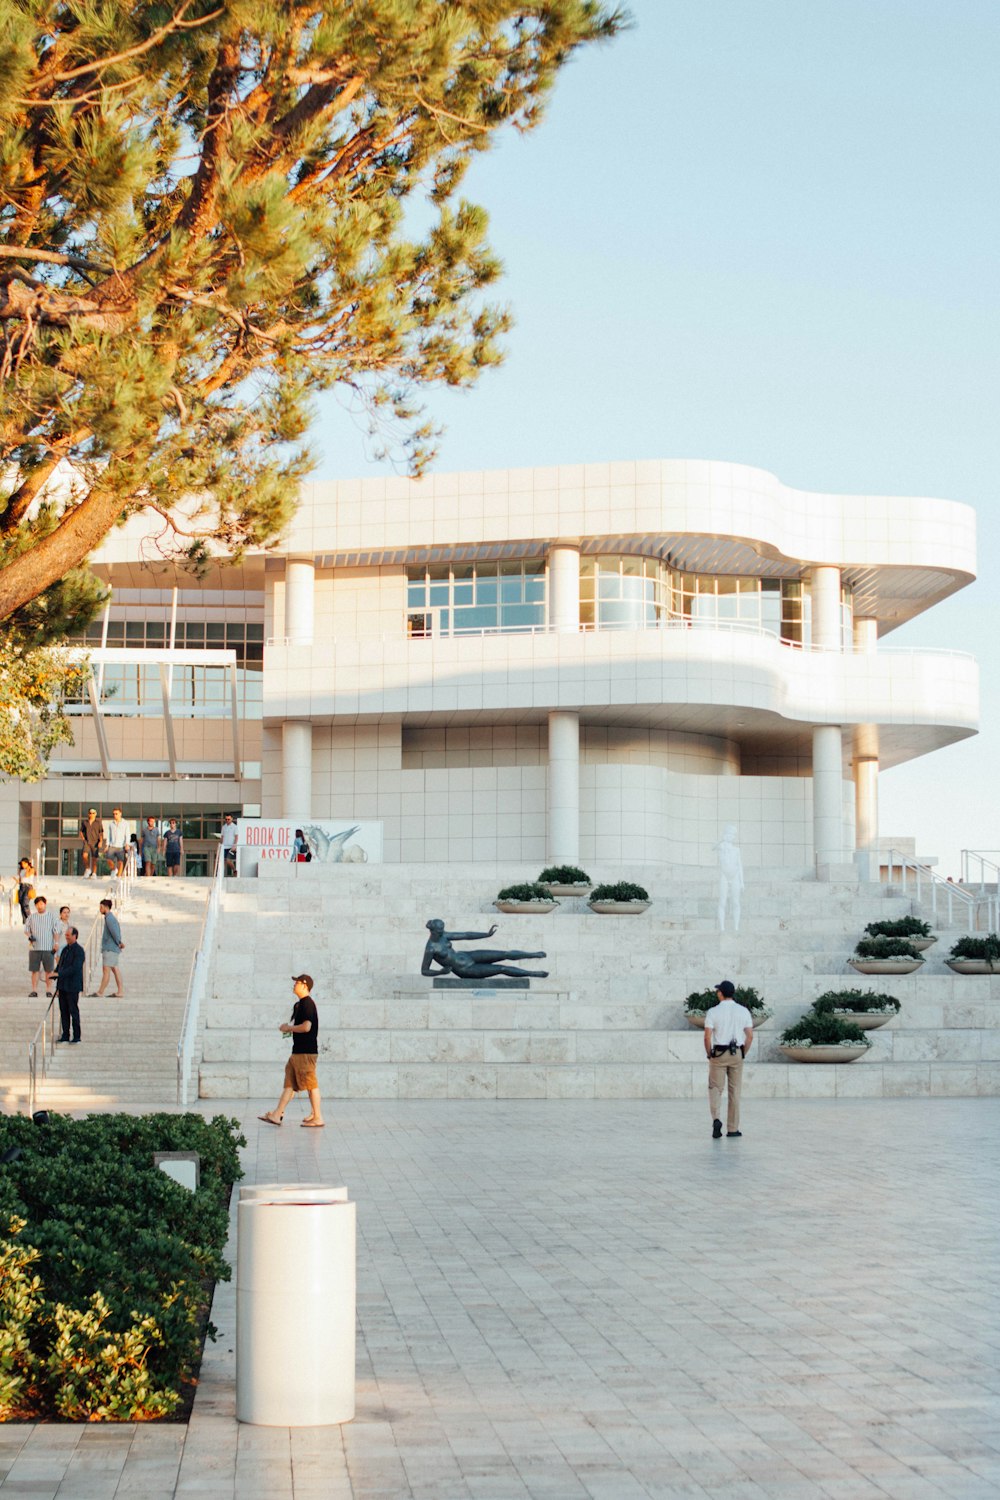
[{"x1": 708, "y1": 1052, "x2": 743, "y2": 1132}]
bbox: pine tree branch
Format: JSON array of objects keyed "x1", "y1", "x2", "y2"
[
  {"x1": 0, "y1": 434, "x2": 90, "y2": 535},
  {"x1": 0, "y1": 275, "x2": 126, "y2": 331},
  {"x1": 0, "y1": 246, "x2": 111, "y2": 275},
  {"x1": 0, "y1": 486, "x2": 129, "y2": 623},
  {"x1": 37, "y1": 2, "x2": 226, "y2": 87}
]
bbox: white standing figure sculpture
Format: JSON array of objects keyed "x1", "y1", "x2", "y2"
[{"x1": 715, "y1": 824, "x2": 744, "y2": 933}]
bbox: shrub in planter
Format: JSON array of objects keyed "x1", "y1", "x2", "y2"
[
  {"x1": 496, "y1": 882, "x2": 555, "y2": 903},
  {"x1": 589, "y1": 881, "x2": 649, "y2": 903},
  {"x1": 684, "y1": 986, "x2": 771, "y2": 1025},
  {"x1": 863, "y1": 917, "x2": 931, "y2": 940},
  {"x1": 812, "y1": 989, "x2": 901, "y2": 1016},
  {"x1": 948, "y1": 934, "x2": 1000, "y2": 963},
  {"x1": 538, "y1": 865, "x2": 591, "y2": 886},
  {"x1": 852, "y1": 937, "x2": 922, "y2": 960},
  {"x1": 779, "y1": 1013, "x2": 871, "y2": 1048},
  {"x1": 0, "y1": 1112, "x2": 245, "y2": 1421}
]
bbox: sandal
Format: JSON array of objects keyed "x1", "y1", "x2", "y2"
[
  {"x1": 301, "y1": 1121, "x2": 325, "y2": 1128},
  {"x1": 258, "y1": 1112, "x2": 283, "y2": 1126}
]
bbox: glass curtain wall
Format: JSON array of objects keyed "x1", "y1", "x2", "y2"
[
  {"x1": 407, "y1": 561, "x2": 546, "y2": 637},
  {"x1": 41, "y1": 801, "x2": 237, "y2": 877}
]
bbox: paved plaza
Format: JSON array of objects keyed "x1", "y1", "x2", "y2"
[{"x1": 1, "y1": 1098, "x2": 998, "y2": 1499}]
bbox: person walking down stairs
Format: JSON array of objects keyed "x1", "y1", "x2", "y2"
[
  {"x1": 92, "y1": 899, "x2": 125, "y2": 998},
  {"x1": 25, "y1": 896, "x2": 57, "y2": 1000},
  {"x1": 55, "y1": 927, "x2": 85, "y2": 1044}
]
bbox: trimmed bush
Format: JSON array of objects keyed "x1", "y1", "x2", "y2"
[
  {"x1": 949, "y1": 933, "x2": 1000, "y2": 962},
  {"x1": 780, "y1": 1014, "x2": 871, "y2": 1047},
  {"x1": 0, "y1": 1112, "x2": 244, "y2": 1421},
  {"x1": 538, "y1": 865, "x2": 591, "y2": 885},
  {"x1": 496, "y1": 882, "x2": 554, "y2": 902},
  {"x1": 853, "y1": 936, "x2": 922, "y2": 960},
  {"x1": 864, "y1": 917, "x2": 931, "y2": 939},
  {"x1": 812, "y1": 989, "x2": 901, "y2": 1016},
  {"x1": 589, "y1": 881, "x2": 649, "y2": 903},
  {"x1": 684, "y1": 986, "x2": 769, "y2": 1018}
]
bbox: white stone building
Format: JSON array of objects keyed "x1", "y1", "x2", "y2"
[{"x1": 3, "y1": 460, "x2": 978, "y2": 878}]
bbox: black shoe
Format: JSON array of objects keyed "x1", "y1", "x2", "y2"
[
  {"x1": 69, "y1": 1038, "x2": 80, "y2": 1044},
  {"x1": 727, "y1": 1131, "x2": 742, "y2": 1138},
  {"x1": 712, "y1": 1119, "x2": 723, "y2": 1138},
  {"x1": 55, "y1": 1036, "x2": 69, "y2": 1044}
]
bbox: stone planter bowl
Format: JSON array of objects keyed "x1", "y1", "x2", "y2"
[
  {"x1": 685, "y1": 1010, "x2": 772, "y2": 1029},
  {"x1": 588, "y1": 900, "x2": 651, "y2": 915},
  {"x1": 547, "y1": 883, "x2": 593, "y2": 899},
  {"x1": 848, "y1": 957, "x2": 924, "y2": 975},
  {"x1": 494, "y1": 900, "x2": 559, "y2": 915},
  {"x1": 909, "y1": 936, "x2": 937, "y2": 951},
  {"x1": 779, "y1": 1043, "x2": 871, "y2": 1064},
  {"x1": 829, "y1": 1009, "x2": 896, "y2": 1030},
  {"x1": 944, "y1": 958, "x2": 1000, "y2": 974}
]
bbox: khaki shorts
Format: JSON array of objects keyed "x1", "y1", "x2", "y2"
[
  {"x1": 29, "y1": 950, "x2": 54, "y2": 973},
  {"x1": 283, "y1": 1053, "x2": 318, "y2": 1092}
]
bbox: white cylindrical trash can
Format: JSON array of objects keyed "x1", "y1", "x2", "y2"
[
  {"x1": 239, "y1": 1184, "x2": 347, "y2": 1203},
  {"x1": 236, "y1": 1188, "x2": 356, "y2": 1426}
]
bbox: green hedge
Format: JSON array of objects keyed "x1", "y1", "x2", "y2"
[
  {"x1": 0, "y1": 1112, "x2": 244, "y2": 1421},
  {"x1": 589, "y1": 881, "x2": 649, "y2": 903},
  {"x1": 496, "y1": 882, "x2": 554, "y2": 902},
  {"x1": 853, "y1": 936, "x2": 922, "y2": 959},
  {"x1": 863, "y1": 917, "x2": 931, "y2": 939}
]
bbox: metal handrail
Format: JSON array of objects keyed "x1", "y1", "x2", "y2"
[
  {"x1": 176, "y1": 845, "x2": 225, "y2": 1107},
  {"x1": 885, "y1": 848, "x2": 998, "y2": 933},
  {"x1": 27, "y1": 996, "x2": 57, "y2": 1117},
  {"x1": 959, "y1": 850, "x2": 1000, "y2": 892}
]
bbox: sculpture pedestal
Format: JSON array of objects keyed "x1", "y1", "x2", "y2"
[{"x1": 432, "y1": 977, "x2": 530, "y2": 990}]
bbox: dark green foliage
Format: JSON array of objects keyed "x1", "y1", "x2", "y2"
[
  {"x1": 497, "y1": 882, "x2": 554, "y2": 902},
  {"x1": 0, "y1": 1112, "x2": 244, "y2": 1420},
  {"x1": 853, "y1": 937, "x2": 922, "y2": 959},
  {"x1": 538, "y1": 865, "x2": 591, "y2": 885},
  {"x1": 780, "y1": 1014, "x2": 871, "y2": 1047},
  {"x1": 863, "y1": 917, "x2": 931, "y2": 939},
  {"x1": 589, "y1": 881, "x2": 649, "y2": 903},
  {"x1": 684, "y1": 986, "x2": 769, "y2": 1017},
  {"x1": 812, "y1": 989, "x2": 901, "y2": 1016},
  {"x1": 948, "y1": 933, "x2": 1000, "y2": 962}
]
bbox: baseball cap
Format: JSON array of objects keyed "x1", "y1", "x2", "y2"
[
  {"x1": 714, "y1": 979, "x2": 736, "y2": 998},
  {"x1": 291, "y1": 973, "x2": 314, "y2": 990}
]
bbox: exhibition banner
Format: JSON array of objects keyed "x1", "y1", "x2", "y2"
[{"x1": 237, "y1": 819, "x2": 383, "y2": 874}]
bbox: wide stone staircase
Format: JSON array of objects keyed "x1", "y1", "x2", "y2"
[
  {"x1": 0, "y1": 876, "x2": 206, "y2": 1113},
  {"x1": 197, "y1": 864, "x2": 1000, "y2": 1100}
]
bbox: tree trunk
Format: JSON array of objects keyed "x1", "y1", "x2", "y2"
[{"x1": 0, "y1": 488, "x2": 128, "y2": 622}]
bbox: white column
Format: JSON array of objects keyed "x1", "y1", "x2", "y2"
[
  {"x1": 809, "y1": 564, "x2": 842, "y2": 651},
  {"x1": 813, "y1": 724, "x2": 847, "y2": 873},
  {"x1": 852, "y1": 618, "x2": 879, "y2": 875},
  {"x1": 855, "y1": 757, "x2": 879, "y2": 851},
  {"x1": 853, "y1": 615, "x2": 878, "y2": 654},
  {"x1": 547, "y1": 545, "x2": 580, "y2": 633},
  {"x1": 285, "y1": 558, "x2": 316, "y2": 645},
  {"x1": 282, "y1": 721, "x2": 313, "y2": 819},
  {"x1": 547, "y1": 710, "x2": 580, "y2": 863}
]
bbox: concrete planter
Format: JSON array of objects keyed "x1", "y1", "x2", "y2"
[
  {"x1": 547, "y1": 883, "x2": 593, "y2": 899},
  {"x1": 944, "y1": 958, "x2": 1000, "y2": 974},
  {"x1": 829, "y1": 1009, "x2": 896, "y2": 1030},
  {"x1": 909, "y1": 936, "x2": 937, "y2": 951},
  {"x1": 588, "y1": 900, "x2": 651, "y2": 915},
  {"x1": 848, "y1": 956, "x2": 924, "y2": 975},
  {"x1": 494, "y1": 900, "x2": 559, "y2": 915},
  {"x1": 685, "y1": 1010, "x2": 772, "y2": 1029},
  {"x1": 779, "y1": 1043, "x2": 871, "y2": 1064}
]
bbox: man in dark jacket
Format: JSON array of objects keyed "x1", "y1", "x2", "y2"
[{"x1": 55, "y1": 926, "x2": 85, "y2": 1044}]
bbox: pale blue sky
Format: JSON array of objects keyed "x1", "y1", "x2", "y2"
[{"x1": 313, "y1": 0, "x2": 999, "y2": 879}]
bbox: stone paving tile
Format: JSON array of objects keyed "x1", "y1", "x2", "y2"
[{"x1": 1, "y1": 1098, "x2": 999, "y2": 1498}]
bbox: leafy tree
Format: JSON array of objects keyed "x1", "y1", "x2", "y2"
[{"x1": 0, "y1": 0, "x2": 627, "y2": 634}]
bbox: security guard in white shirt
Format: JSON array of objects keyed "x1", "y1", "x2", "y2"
[{"x1": 703, "y1": 979, "x2": 753, "y2": 1138}]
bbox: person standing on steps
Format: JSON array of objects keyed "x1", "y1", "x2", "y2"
[
  {"x1": 140, "y1": 816, "x2": 160, "y2": 876},
  {"x1": 55, "y1": 926, "x2": 85, "y2": 1044},
  {"x1": 221, "y1": 813, "x2": 239, "y2": 876},
  {"x1": 79, "y1": 808, "x2": 104, "y2": 879},
  {"x1": 93, "y1": 898, "x2": 125, "y2": 997},
  {"x1": 25, "y1": 895, "x2": 57, "y2": 999},
  {"x1": 259, "y1": 975, "x2": 325, "y2": 1128},
  {"x1": 105, "y1": 807, "x2": 132, "y2": 878},
  {"x1": 704, "y1": 979, "x2": 753, "y2": 1139},
  {"x1": 54, "y1": 904, "x2": 71, "y2": 956},
  {"x1": 163, "y1": 817, "x2": 183, "y2": 877}
]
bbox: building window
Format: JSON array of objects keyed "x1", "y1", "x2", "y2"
[{"x1": 406, "y1": 561, "x2": 545, "y2": 635}]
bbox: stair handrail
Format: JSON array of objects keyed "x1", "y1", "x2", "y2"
[
  {"x1": 959, "y1": 849, "x2": 1000, "y2": 894},
  {"x1": 176, "y1": 845, "x2": 225, "y2": 1107},
  {"x1": 885, "y1": 848, "x2": 998, "y2": 933},
  {"x1": 26, "y1": 996, "x2": 57, "y2": 1117},
  {"x1": 82, "y1": 912, "x2": 102, "y2": 993},
  {"x1": 104, "y1": 844, "x2": 138, "y2": 913}
]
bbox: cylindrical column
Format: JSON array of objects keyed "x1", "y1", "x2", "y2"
[
  {"x1": 282, "y1": 721, "x2": 313, "y2": 818},
  {"x1": 236, "y1": 1191, "x2": 356, "y2": 1426},
  {"x1": 813, "y1": 724, "x2": 846, "y2": 873},
  {"x1": 809, "y1": 565, "x2": 842, "y2": 651},
  {"x1": 853, "y1": 615, "x2": 877, "y2": 654},
  {"x1": 854, "y1": 758, "x2": 879, "y2": 852},
  {"x1": 548, "y1": 545, "x2": 580, "y2": 633},
  {"x1": 285, "y1": 558, "x2": 316, "y2": 645},
  {"x1": 547, "y1": 710, "x2": 580, "y2": 863}
]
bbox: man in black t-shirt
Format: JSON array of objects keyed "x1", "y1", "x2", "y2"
[{"x1": 258, "y1": 975, "x2": 324, "y2": 1128}]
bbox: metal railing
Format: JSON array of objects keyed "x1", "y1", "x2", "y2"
[
  {"x1": 885, "y1": 848, "x2": 998, "y2": 932},
  {"x1": 176, "y1": 846, "x2": 225, "y2": 1108},
  {"x1": 104, "y1": 845, "x2": 139, "y2": 914},
  {"x1": 959, "y1": 850, "x2": 1000, "y2": 893},
  {"x1": 25, "y1": 914, "x2": 100, "y2": 1115}
]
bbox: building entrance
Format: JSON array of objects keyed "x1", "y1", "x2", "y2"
[{"x1": 42, "y1": 801, "x2": 238, "y2": 878}]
